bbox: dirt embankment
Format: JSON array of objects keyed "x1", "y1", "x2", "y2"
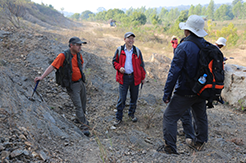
[{"x1": 0, "y1": 21, "x2": 246, "y2": 163}]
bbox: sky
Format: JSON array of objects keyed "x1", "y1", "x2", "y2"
[{"x1": 31, "y1": 0, "x2": 233, "y2": 13}]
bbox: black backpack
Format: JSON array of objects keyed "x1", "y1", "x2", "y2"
[
  {"x1": 185, "y1": 37, "x2": 225, "y2": 108},
  {"x1": 55, "y1": 49, "x2": 85, "y2": 88}
]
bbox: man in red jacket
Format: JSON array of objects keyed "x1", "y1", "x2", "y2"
[{"x1": 112, "y1": 32, "x2": 146, "y2": 126}]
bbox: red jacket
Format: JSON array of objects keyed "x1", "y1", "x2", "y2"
[
  {"x1": 112, "y1": 45, "x2": 146, "y2": 85},
  {"x1": 171, "y1": 39, "x2": 178, "y2": 49}
]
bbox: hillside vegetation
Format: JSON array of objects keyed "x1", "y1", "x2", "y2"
[{"x1": 72, "y1": 0, "x2": 246, "y2": 49}]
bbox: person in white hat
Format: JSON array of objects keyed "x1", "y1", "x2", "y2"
[
  {"x1": 157, "y1": 15, "x2": 209, "y2": 154},
  {"x1": 215, "y1": 37, "x2": 228, "y2": 61},
  {"x1": 215, "y1": 37, "x2": 227, "y2": 49}
]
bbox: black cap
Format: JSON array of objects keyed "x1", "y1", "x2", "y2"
[
  {"x1": 124, "y1": 32, "x2": 135, "y2": 38},
  {"x1": 69, "y1": 37, "x2": 87, "y2": 44}
]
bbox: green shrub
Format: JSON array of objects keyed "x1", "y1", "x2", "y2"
[{"x1": 216, "y1": 23, "x2": 239, "y2": 47}]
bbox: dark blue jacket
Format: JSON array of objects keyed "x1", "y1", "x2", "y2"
[{"x1": 163, "y1": 34, "x2": 207, "y2": 101}]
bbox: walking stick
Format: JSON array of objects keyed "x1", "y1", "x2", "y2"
[{"x1": 139, "y1": 83, "x2": 143, "y2": 99}]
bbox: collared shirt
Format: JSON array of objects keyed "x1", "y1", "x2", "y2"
[{"x1": 124, "y1": 46, "x2": 133, "y2": 74}]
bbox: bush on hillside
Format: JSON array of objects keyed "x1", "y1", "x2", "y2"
[{"x1": 216, "y1": 23, "x2": 239, "y2": 47}]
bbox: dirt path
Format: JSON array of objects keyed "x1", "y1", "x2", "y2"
[{"x1": 224, "y1": 48, "x2": 246, "y2": 66}]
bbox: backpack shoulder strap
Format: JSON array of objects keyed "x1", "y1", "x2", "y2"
[
  {"x1": 118, "y1": 45, "x2": 140, "y2": 58},
  {"x1": 117, "y1": 46, "x2": 124, "y2": 58},
  {"x1": 183, "y1": 36, "x2": 204, "y2": 87},
  {"x1": 134, "y1": 46, "x2": 140, "y2": 58}
]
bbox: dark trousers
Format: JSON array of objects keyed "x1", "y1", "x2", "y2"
[
  {"x1": 173, "y1": 48, "x2": 176, "y2": 54},
  {"x1": 163, "y1": 94, "x2": 208, "y2": 151},
  {"x1": 116, "y1": 74, "x2": 139, "y2": 121},
  {"x1": 180, "y1": 108, "x2": 195, "y2": 139},
  {"x1": 67, "y1": 80, "x2": 88, "y2": 129}
]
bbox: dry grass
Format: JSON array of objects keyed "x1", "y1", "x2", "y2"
[
  {"x1": 211, "y1": 19, "x2": 246, "y2": 31},
  {"x1": 25, "y1": 20, "x2": 174, "y2": 61},
  {"x1": 25, "y1": 20, "x2": 246, "y2": 67}
]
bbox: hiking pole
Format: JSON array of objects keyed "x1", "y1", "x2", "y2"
[
  {"x1": 139, "y1": 83, "x2": 143, "y2": 99},
  {"x1": 28, "y1": 80, "x2": 40, "y2": 101}
]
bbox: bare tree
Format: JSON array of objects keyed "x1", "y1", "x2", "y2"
[{"x1": 61, "y1": 7, "x2": 64, "y2": 16}]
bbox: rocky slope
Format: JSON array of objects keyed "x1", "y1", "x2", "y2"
[{"x1": 0, "y1": 26, "x2": 246, "y2": 163}]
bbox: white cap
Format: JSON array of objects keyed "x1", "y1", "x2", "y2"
[
  {"x1": 215, "y1": 37, "x2": 227, "y2": 46},
  {"x1": 179, "y1": 15, "x2": 208, "y2": 37},
  {"x1": 171, "y1": 35, "x2": 177, "y2": 39}
]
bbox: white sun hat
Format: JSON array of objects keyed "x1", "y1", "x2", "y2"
[
  {"x1": 215, "y1": 37, "x2": 227, "y2": 46},
  {"x1": 179, "y1": 15, "x2": 208, "y2": 37}
]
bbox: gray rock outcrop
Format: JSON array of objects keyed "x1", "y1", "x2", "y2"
[{"x1": 222, "y1": 64, "x2": 246, "y2": 109}]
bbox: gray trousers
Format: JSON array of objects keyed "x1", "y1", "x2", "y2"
[
  {"x1": 163, "y1": 94, "x2": 208, "y2": 151},
  {"x1": 67, "y1": 80, "x2": 88, "y2": 129}
]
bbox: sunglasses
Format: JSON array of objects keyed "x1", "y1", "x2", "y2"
[{"x1": 75, "y1": 44, "x2": 82, "y2": 46}]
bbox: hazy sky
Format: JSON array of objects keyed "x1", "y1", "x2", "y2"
[{"x1": 31, "y1": 0, "x2": 233, "y2": 13}]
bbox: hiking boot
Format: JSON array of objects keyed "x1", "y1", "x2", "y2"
[
  {"x1": 74, "y1": 119, "x2": 80, "y2": 124},
  {"x1": 113, "y1": 119, "x2": 122, "y2": 126},
  {"x1": 129, "y1": 115, "x2": 138, "y2": 122},
  {"x1": 74, "y1": 119, "x2": 90, "y2": 126},
  {"x1": 185, "y1": 138, "x2": 205, "y2": 151},
  {"x1": 156, "y1": 145, "x2": 179, "y2": 155},
  {"x1": 82, "y1": 130, "x2": 90, "y2": 137}
]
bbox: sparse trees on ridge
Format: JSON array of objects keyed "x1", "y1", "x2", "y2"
[
  {"x1": 232, "y1": 0, "x2": 243, "y2": 6},
  {"x1": 232, "y1": 1, "x2": 243, "y2": 19},
  {"x1": 214, "y1": 4, "x2": 233, "y2": 20},
  {"x1": 80, "y1": 1, "x2": 246, "y2": 24},
  {"x1": 77, "y1": 0, "x2": 246, "y2": 35},
  {"x1": 80, "y1": 10, "x2": 94, "y2": 20},
  {"x1": 70, "y1": 13, "x2": 80, "y2": 21},
  {"x1": 206, "y1": 0, "x2": 215, "y2": 19}
]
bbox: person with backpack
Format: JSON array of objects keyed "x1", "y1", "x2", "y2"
[
  {"x1": 174, "y1": 36, "x2": 196, "y2": 141},
  {"x1": 157, "y1": 15, "x2": 210, "y2": 154},
  {"x1": 112, "y1": 32, "x2": 146, "y2": 126},
  {"x1": 34, "y1": 37, "x2": 90, "y2": 137}
]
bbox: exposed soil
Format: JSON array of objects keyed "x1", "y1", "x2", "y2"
[{"x1": 0, "y1": 20, "x2": 246, "y2": 163}]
